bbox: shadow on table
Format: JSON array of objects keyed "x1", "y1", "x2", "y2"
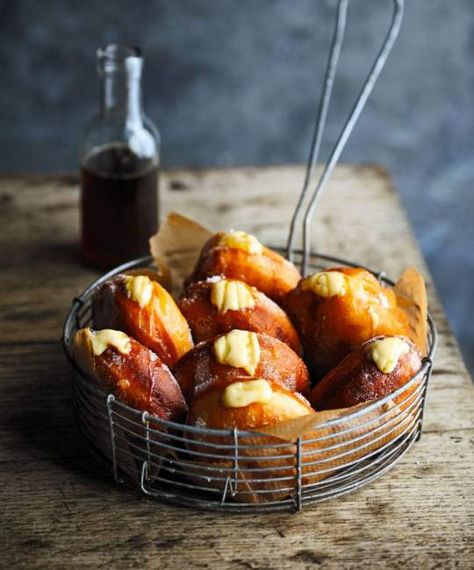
[{"x1": 6, "y1": 343, "x2": 114, "y2": 488}]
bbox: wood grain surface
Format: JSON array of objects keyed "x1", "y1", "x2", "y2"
[{"x1": 0, "y1": 165, "x2": 472, "y2": 569}]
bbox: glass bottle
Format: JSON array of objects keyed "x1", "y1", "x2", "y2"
[{"x1": 80, "y1": 44, "x2": 160, "y2": 270}]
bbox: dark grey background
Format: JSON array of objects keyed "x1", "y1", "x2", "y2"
[{"x1": 1, "y1": 0, "x2": 473, "y2": 373}]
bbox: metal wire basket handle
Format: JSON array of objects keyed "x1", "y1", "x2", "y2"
[{"x1": 286, "y1": 0, "x2": 404, "y2": 274}]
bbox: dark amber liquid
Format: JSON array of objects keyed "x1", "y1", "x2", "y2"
[{"x1": 80, "y1": 144, "x2": 159, "y2": 270}]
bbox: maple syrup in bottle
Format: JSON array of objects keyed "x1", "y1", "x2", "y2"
[{"x1": 80, "y1": 45, "x2": 160, "y2": 270}]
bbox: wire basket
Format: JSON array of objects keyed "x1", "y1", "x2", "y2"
[
  {"x1": 62, "y1": 251, "x2": 437, "y2": 513},
  {"x1": 63, "y1": 0, "x2": 427, "y2": 512}
]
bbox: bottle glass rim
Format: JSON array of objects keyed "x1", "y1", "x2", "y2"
[{"x1": 97, "y1": 44, "x2": 142, "y2": 75}]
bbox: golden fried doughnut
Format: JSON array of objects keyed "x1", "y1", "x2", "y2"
[
  {"x1": 186, "y1": 231, "x2": 301, "y2": 302},
  {"x1": 173, "y1": 329, "x2": 310, "y2": 403},
  {"x1": 311, "y1": 335, "x2": 422, "y2": 410},
  {"x1": 92, "y1": 273, "x2": 193, "y2": 368},
  {"x1": 73, "y1": 328, "x2": 187, "y2": 422},
  {"x1": 187, "y1": 378, "x2": 313, "y2": 434},
  {"x1": 284, "y1": 267, "x2": 410, "y2": 376},
  {"x1": 178, "y1": 278, "x2": 301, "y2": 353}
]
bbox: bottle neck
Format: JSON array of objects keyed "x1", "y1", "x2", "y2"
[
  {"x1": 100, "y1": 73, "x2": 143, "y2": 125},
  {"x1": 98, "y1": 48, "x2": 144, "y2": 127}
]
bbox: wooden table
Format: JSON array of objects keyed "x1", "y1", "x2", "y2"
[{"x1": 1, "y1": 166, "x2": 473, "y2": 569}]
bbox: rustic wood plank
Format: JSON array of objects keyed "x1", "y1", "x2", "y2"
[{"x1": 0, "y1": 166, "x2": 472, "y2": 569}]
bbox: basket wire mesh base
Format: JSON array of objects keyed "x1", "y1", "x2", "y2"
[{"x1": 63, "y1": 251, "x2": 436, "y2": 514}]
